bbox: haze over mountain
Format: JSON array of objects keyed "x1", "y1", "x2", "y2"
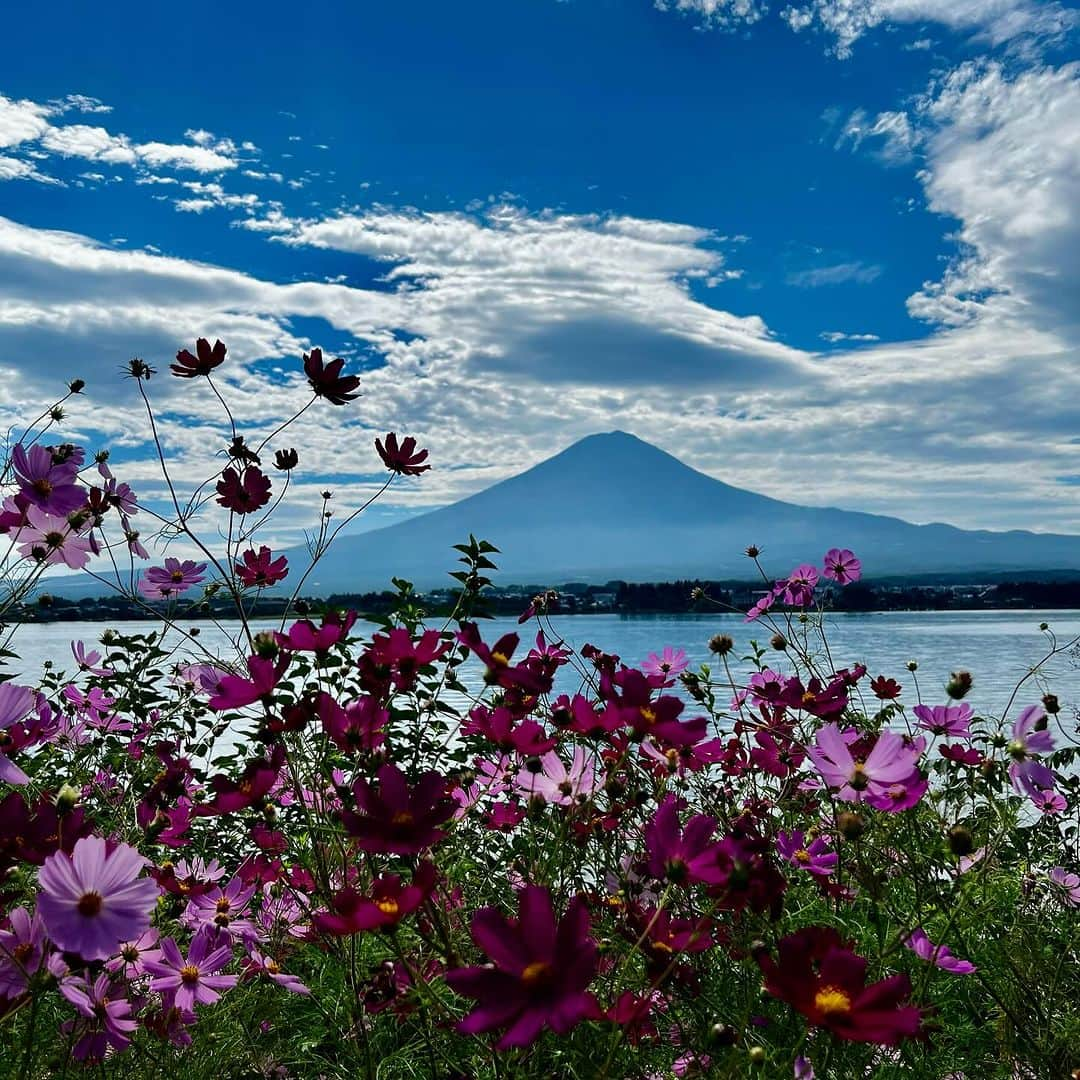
[{"x1": 289, "y1": 432, "x2": 1080, "y2": 593}]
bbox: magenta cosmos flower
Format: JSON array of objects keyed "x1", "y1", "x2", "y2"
[
  {"x1": 37, "y1": 836, "x2": 159, "y2": 961},
  {"x1": 375, "y1": 432, "x2": 431, "y2": 475},
  {"x1": 145, "y1": 927, "x2": 238, "y2": 1010},
  {"x1": 446, "y1": 886, "x2": 600, "y2": 1049},
  {"x1": 902, "y1": 928, "x2": 976, "y2": 974},
  {"x1": 216, "y1": 466, "x2": 271, "y2": 514},
  {"x1": 339, "y1": 764, "x2": 457, "y2": 855},
  {"x1": 138, "y1": 557, "x2": 208, "y2": 599},
  {"x1": 822, "y1": 548, "x2": 862, "y2": 584},
  {"x1": 776, "y1": 830, "x2": 838, "y2": 877},
  {"x1": 171, "y1": 337, "x2": 227, "y2": 378}
]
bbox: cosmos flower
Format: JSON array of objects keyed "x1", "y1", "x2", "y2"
[
  {"x1": 207, "y1": 655, "x2": 290, "y2": 711},
  {"x1": 37, "y1": 837, "x2": 158, "y2": 961},
  {"x1": 913, "y1": 703, "x2": 973, "y2": 739},
  {"x1": 807, "y1": 724, "x2": 923, "y2": 809},
  {"x1": 756, "y1": 926, "x2": 924, "y2": 1045},
  {"x1": 514, "y1": 747, "x2": 604, "y2": 807},
  {"x1": 10, "y1": 443, "x2": 86, "y2": 516},
  {"x1": 1049, "y1": 867, "x2": 1080, "y2": 906},
  {"x1": 375, "y1": 432, "x2": 431, "y2": 475},
  {"x1": 0, "y1": 683, "x2": 35, "y2": 785},
  {"x1": 145, "y1": 927, "x2": 238, "y2": 1011},
  {"x1": 59, "y1": 972, "x2": 138, "y2": 1062},
  {"x1": 16, "y1": 505, "x2": 96, "y2": 569},
  {"x1": 304, "y1": 347, "x2": 361, "y2": 404},
  {"x1": 138, "y1": 558, "x2": 208, "y2": 599},
  {"x1": 0, "y1": 907, "x2": 46, "y2": 998},
  {"x1": 641, "y1": 646, "x2": 689, "y2": 684},
  {"x1": 776, "y1": 830, "x2": 838, "y2": 877},
  {"x1": 339, "y1": 764, "x2": 457, "y2": 855},
  {"x1": 312, "y1": 864, "x2": 436, "y2": 937},
  {"x1": 902, "y1": 928, "x2": 976, "y2": 974},
  {"x1": 643, "y1": 794, "x2": 722, "y2": 886},
  {"x1": 171, "y1": 337, "x2": 227, "y2": 378},
  {"x1": 446, "y1": 886, "x2": 600, "y2": 1049},
  {"x1": 234, "y1": 546, "x2": 289, "y2": 588},
  {"x1": 822, "y1": 548, "x2": 862, "y2": 584},
  {"x1": 215, "y1": 466, "x2": 271, "y2": 514}
]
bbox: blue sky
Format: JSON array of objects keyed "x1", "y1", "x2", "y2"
[{"x1": 1, "y1": 0, "x2": 1078, "y2": 549}]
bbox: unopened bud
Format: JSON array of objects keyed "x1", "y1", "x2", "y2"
[
  {"x1": 68, "y1": 379, "x2": 86, "y2": 394},
  {"x1": 946, "y1": 670, "x2": 973, "y2": 700},
  {"x1": 906, "y1": 660, "x2": 918, "y2": 672},
  {"x1": 709, "y1": 1023, "x2": 737, "y2": 1046},
  {"x1": 1042, "y1": 693, "x2": 1060, "y2": 715},
  {"x1": 748, "y1": 1046, "x2": 766, "y2": 1066},
  {"x1": 947, "y1": 825, "x2": 974, "y2": 856},
  {"x1": 769, "y1": 633, "x2": 787, "y2": 651},
  {"x1": 55, "y1": 783, "x2": 81, "y2": 813},
  {"x1": 253, "y1": 632, "x2": 279, "y2": 660},
  {"x1": 837, "y1": 811, "x2": 865, "y2": 840}
]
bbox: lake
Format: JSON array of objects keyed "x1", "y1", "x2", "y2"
[{"x1": 4, "y1": 609, "x2": 1079, "y2": 718}]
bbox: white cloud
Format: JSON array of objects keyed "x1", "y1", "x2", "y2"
[
  {"x1": 654, "y1": 0, "x2": 767, "y2": 27},
  {"x1": 787, "y1": 260, "x2": 883, "y2": 286},
  {"x1": 0, "y1": 156, "x2": 59, "y2": 184},
  {"x1": 820, "y1": 330, "x2": 881, "y2": 342},
  {"x1": 780, "y1": 0, "x2": 1077, "y2": 57},
  {"x1": 837, "y1": 108, "x2": 917, "y2": 163},
  {"x1": 0, "y1": 95, "x2": 52, "y2": 148}
]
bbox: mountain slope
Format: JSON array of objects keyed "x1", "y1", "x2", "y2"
[{"x1": 289, "y1": 431, "x2": 1080, "y2": 591}]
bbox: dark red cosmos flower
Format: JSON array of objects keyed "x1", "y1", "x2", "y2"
[
  {"x1": 457, "y1": 623, "x2": 544, "y2": 694},
  {"x1": 870, "y1": 675, "x2": 903, "y2": 700},
  {"x1": 340, "y1": 764, "x2": 457, "y2": 855},
  {"x1": 706, "y1": 817, "x2": 787, "y2": 917},
  {"x1": 446, "y1": 886, "x2": 601, "y2": 1049},
  {"x1": 235, "y1": 546, "x2": 288, "y2": 588},
  {"x1": 604, "y1": 669, "x2": 707, "y2": 748},
  {"x1": 756, "y1": 926, "x2": 924, "y2": 1045},
  {"x1": 312, "y1": 863, "x2": 436, "y2": 937},
  {"x1": 207, "y1": 655, "x2": 290, "y2": 710},
  {"x1": 195, "y1": 744, "x2": 285, "y2": 817},
  {"x1": 171, "y1": 338, "x2": 227, "y2": 378},
  {"x1": 0, "y1": 793, "x2": 93, "y2": 876},
  {"x1": 375, "y1": 433, "x2": 431, "y2": 476},
  {"x1": 216, "y1": 467, "x2": 271, "y2": 515},
  {"x1": 304, "y1": 347, "x2": 361, "y2": 404}
]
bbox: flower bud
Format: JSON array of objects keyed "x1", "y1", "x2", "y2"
[
  {"x1": 253, "y1": 631, "x2": 279, "y2": 660},
  {"x1": 68, "y1": 378, "x2": 86, "y2": 394},
  {"x1": 769, "y1": 633, "x2": 787, "y2": 651},
  {"x1": 709, "y1": 633, "x2": 734, "y2": 656},
  {"x1": 744, "y1": 545, "x2": 761, "y2": 558},
  {"x1": 837, "y1": 811, "x2": 865, "y2": 840},
  {"x1": 709, "y1": 1023, "x2": 737, "y2": 1046},
  {"x1": 55, "y1": 783, "x2": 81, "y2": 813},
  {"x1": 947, "y1": 824, "x2": 974, "y2": 856},
  {"x1": 946, "y1": 670, "x2": 973, "y2": 700},
  {"x1": 748, "y1": 1046, "x2": 766, "y2": 1066},
  {"x1": 1042, "y1": 693, "x2": 1060, "y2": 715},
  {"x1": 274, "y1": 448, "x2": 299, "y2": 471},
  {"x1": 906, "y1": 660, "x2": 918, "y2": 672}
]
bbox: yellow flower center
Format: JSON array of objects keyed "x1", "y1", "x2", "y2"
[
  {"x1": 391, "y1": 811, "x2": 414, "y2": 826},
  {"x1": 794, "y1": 849, "x2": 812, "y2": 863},
  {"x1": 180, "y1": 964, "x2": 201, "y2": 985},
  {"x1": 520, "y1": 961, "x2": 551, "y2": 986},
  {"x1": 376, "y1": 898, "x2": 400, "y2": 916},
  {"x1": 814, "y1": 985, "x2": 852, "y2": 1016}
]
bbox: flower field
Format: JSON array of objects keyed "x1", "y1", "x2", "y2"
[{"x1": 0, "y1": 343, "x2": 1078, "y2": 1079}]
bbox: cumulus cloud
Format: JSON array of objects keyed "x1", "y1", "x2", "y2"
[{"x1": 654, "y1": 0, "x2": 768, "y2": 28}]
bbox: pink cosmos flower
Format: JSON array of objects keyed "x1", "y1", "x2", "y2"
[
  {"x1": 235, "y1": 546, "x2": 289, "y2": 588},
  {"x1": 59, "y1": 972, "x2": 138, "y2": 1062},
  {"x1": 0, "y1": 907, "x2": 46, "y2": 998},
  {"x1": 644, "y1": 794, "x2": 723, "y2": 886},
  {"x1": 11, "y1": 443, "x2": 86, "y2": 516},
  {"x1": 106, "y1": 927, "x2": 163, "y2": 979},
  {"x1": 182, "y1": 877, "x2": 261, "y2": 944},
  {"x1": 138, "y1": 558, "x2": 207, "y2": 599},
  {"x1": 243, "y1": 948, "x2": 310, "y2": 994},
  {"x1": 1007, "y1": 705, "x2": 1057, "y2": 803},
  {"x1": 145, "y1": 927, "x2": 238, "y2": 1010},
  {"x1": 807, "y1": 724, "x2": 923, "y2": 809},
  {"x1": 514, "y1": 747, "x2": 604, "y2": 807},
  {"x1": 16, "y1": 505, "x2": 96, "y2": 569},
  {"x1": 902, "y1": 928, "x2": 976, "y2": 974},
  {"x1": 37, "y1": 836, "x2": 158, "y2": 961},
  {"x1": 1049, "y1": 867, "x2": 1080, "y2": 906},
  {"x1": 641, "y1": 646, "x2": 689, "y2": 684},
  {"x1": 913, "y1": 703, "x2": 973, "y2": 739},
  {"x1": 822, "y1": 548, "x2": 862, "y2": 584},
  {"x1": 776, "y1": 830, "x2": 838, "y2": 877},
  {"x1": 0, "y1": 682, "x2": 35, "y2": 785},
  {"x1": 70, "y1": 640, "x2": 110, "y2": 677}
]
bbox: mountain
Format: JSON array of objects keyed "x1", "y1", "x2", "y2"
[{"x1": 287, "y1": 431, "x2": 1080, "y2": 592}]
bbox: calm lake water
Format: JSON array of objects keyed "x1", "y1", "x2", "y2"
[{"x1": 4, "y1": 610, "x2": 1080, "y2": 718}]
